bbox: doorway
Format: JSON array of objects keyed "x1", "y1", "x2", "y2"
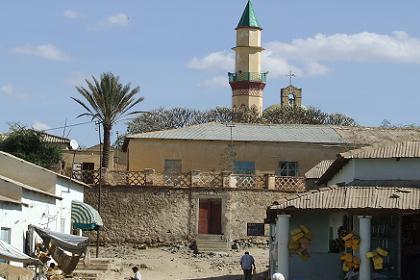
[
  {"x1": 198, "y1": 199, "x2": 222, "y2": 235},
  {"x1": 401, "y1": 215, "x2": 420, "y2": 279}
]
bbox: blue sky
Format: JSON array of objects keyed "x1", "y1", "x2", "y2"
[{"x1": 1, "y1": 0, "x2": 420, "y2": 146}]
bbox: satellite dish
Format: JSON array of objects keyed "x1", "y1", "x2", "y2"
[{"x1": 70, "y1": 139, "x2": 79, "y2": 150}]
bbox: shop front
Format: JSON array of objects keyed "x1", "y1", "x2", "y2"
[{"x1": 266, "y1": 186, "x2": 420, "y2": 280}]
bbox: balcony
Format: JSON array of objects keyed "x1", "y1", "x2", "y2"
[
  {"x1": 228, "y1": 72, "x2": 268, "y2": 83},
  {"x1": 72, "y1": 169, "x2": 306, "y2": 193}
]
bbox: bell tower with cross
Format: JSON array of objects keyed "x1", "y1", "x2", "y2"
[
  {"x1": 281, "y1": 71, "x2": 302, "y2": 107},
  {"x1": 228, "y1": 0, "x2": 267, "y2": 116}
]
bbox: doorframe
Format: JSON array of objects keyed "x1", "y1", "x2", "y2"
[{"x1": 193, "y1": 194, "x2": 227, "y2": 236}]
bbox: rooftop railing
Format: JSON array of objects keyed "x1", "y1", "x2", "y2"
[
  {"x1": 72, "y1": 169, "x2": 306, "y2": 192},
  {"x1": 228, "y1": 72, "x2": 268, "y2": 83}
]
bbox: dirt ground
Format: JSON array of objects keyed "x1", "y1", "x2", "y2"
[{"x1": 95, "y1": 245, "x2": 269, "y2": 280}]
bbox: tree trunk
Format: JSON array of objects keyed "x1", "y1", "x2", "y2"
[{"x1": 102, "y1": 123, "x2": 112, "y2": 169}]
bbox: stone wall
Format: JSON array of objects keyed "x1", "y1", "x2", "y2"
[
  {"x1": 85, "y1": 186, "x2": 192, "y2": 245},
  {"x1": 85, "y1": 185, "x2": 289, "y2": 245}
]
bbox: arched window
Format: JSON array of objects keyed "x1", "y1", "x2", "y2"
[{"x1": 288, "y1": 93, "x2": 295, "y2": 106}]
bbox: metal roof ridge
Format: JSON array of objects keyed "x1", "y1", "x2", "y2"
[{"x1": 126, "y1": 122, "x2": 218, "y2": 138}]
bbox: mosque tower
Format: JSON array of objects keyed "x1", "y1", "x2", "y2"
[{"x1": 228, "y1": 0, "x2": 267, "y2": 115}]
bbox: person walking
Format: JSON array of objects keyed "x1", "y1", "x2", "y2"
[{"x1": 240, "y1": 251, "x2": 256, "y2": 280}]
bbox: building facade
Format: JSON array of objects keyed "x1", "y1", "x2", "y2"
[{"x1": 0, "y1": 151, "x2": 89, "y2": 266}]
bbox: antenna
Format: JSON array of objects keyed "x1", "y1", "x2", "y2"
[{"x1": 62, "y1": 118, "x2": 68, "y2": 138}]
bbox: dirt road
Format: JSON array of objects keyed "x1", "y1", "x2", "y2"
[{"x1": 97, "y1": 245, "x2": 269, "y2": 280}]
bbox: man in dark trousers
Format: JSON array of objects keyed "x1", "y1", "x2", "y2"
[{"x1": 240, "y1": 251, "x2": 256, "y2": 280}]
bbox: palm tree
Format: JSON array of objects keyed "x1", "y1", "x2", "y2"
[{"x1": 72, "y1": 72, "x2": 143, "y2": 169}]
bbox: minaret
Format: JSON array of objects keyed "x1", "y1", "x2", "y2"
[{"x1": 229, "y1": 0, "x2": 267, "y2": 116}]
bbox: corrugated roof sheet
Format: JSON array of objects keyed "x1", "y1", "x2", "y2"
[
  {"x1": 271, "y1": 185, "x2": 420, "y2": 210},
  {"x1": 334, "y1": 126, "x2": 420, "y2": 146},
  {"x1": 126, "y1": 123, "x2": 346, "y2": 144},
  {"x1": 340, "y1": 140, "x2": 420, "y2": 159},
  {"x1": 33, "y1": 130, "x2": 71, "y2": 145},
  {"x1": 126, "y1": 123, "x2": 420, "y2": 147},
  {"x1": 305, "y1": 160, "x2": 334, "y2": 179}
]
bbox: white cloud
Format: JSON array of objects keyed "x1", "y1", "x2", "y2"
[
  {"x1": 1, "y1": 83, "x2": 14, "y2": 95},
  {"x1": 1, "y1": 83, "x2": 31, "y2": 101},
  {"x1": 98, "y1": 13, "x2": 130, "y2": 27},
  {"x1": 188, "y1": 51, "x2": 234, "y2": 71},
  {"x1": 188, "y1": 31, "x2": 420, "y2": 86},
  {"x1": 64, "y1": 10, "x2": 83, "y2": 19},
  {"x1": 266, "y1": 31, "x2": 420, "y2": 64},
  {"x1": 32, "y1": 121, "x2": 50, "y2": 131},
  {"x1": 13, "y1": 44, "x2": 71, "y2": 62},
  {"x1": 198, "y1": 76, "x2": 229, "y2": 88}
]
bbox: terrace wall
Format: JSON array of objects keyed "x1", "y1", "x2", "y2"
[{"x1": 84, "y1": 185, "x2": 292, "y2": 245}]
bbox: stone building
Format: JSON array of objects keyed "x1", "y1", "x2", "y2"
[{"x1": 80, "y1": 124, "x2": 420, "y2": 247}]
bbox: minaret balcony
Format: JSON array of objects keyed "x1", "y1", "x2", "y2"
[{"x1": 228, "y1": 72, "x2": 267, "y2": 83}]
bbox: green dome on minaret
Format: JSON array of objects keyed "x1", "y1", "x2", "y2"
[{"x1": 237, "y1": 0, "x2": 261, "y2": 29}]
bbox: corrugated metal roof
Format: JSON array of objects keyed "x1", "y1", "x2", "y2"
[
  {"x1": 305, "y1": 160, "x2": 334, "y2": 179},
  {"x1": 340, "y1": 140, "x2": 420, "y2": 159},
  {"x1": 126, "y1": 123, "x2": 346, "y2": 144},
  {"x1": 334, "y1": 126, "x2": 420, "y2": 146},
  {"x1": 271, "y1": 185, "x2": 420, "y2": 210},
  {"x1": 33, "y1": 130, "x2": 71, "y2": 145}
]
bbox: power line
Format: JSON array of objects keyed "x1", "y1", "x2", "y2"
[
  {"x1": 42, "y1": 120, "x2": 95, "y2": 132},
  {"x1": 40, "y1": 113, "x2": 149, "y2": 133}
]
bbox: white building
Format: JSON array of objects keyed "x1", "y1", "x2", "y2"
[{"x1": 0, "y1": 151, "x2": 90, "y2": 265}]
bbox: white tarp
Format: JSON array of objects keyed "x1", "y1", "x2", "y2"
[
  {"x1": 0, "y1": 240, "x2": 39, "y2": 264},
  {"x1": 30, "y1": 225, "x2": 89, "y2": 255}
]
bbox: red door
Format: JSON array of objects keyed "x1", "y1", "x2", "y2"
[
  {"x1": 198, "y1": 199, "x2": 222, "y2": 234},
  {"x1": 198, "y1": 201, "x2": 209, "y2": 234}
]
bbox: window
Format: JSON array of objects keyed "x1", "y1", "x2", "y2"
[
  {"x1": 234, "y1": 161, "x2": 256, "y2": 174},
  {"x1": 0, "y1": 228, "x2": 11, "y2": 244},
  {"x1": 0, "y1": 228, "x2": 11, "y2": 263},
  {"x1": 288, "y1": 93, "x2": 296, "y2": 106},
  {"x1": 164, "y1": 160, "x2": 182, "y2": 174},
  {"x1": 278, "y1": 161, "x2": 298, "y2": 177}
]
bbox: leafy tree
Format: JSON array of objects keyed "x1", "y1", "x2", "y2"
[
  {"x1": 379, "y1": 119, "x2": 420, "y2": 129},
  {"x1": 72, "y1": 72, "x2": 143, "y2": 169},
  {"x1": 0, "y1": 124, "x2": 62, "y2": 169},
  {"x1": 262, "y1": 105, "x2": 357, "y2": 126},
  {"x1": 126, "y1": 105, "x2": 357, "y2": 135}
]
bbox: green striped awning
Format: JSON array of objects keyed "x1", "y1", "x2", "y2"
[{"x1": 71, "y1": 201, "x2": 103, "y2": 231}]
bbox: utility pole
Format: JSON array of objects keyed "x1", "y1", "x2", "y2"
[{"x1": 96, "y1": 121, "x2": 102, "y2": 258}]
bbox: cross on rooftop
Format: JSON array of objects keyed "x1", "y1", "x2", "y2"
[{"x1": 286, "y1": 70, "x2": 296, "y2": 85}]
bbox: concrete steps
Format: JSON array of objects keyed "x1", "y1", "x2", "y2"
[
  {"x1": 73, "y1": 257, "x2": 122, "y2": 279},
  {"x1": 76, "y1": 257, "x2": 122, "y2": 271},
  {"x1": 71, "y1": 270, "x2": 99, "y2": 280},
  {"x1": 196, "y1": 234, "x2": 228, "y2": 252}
]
